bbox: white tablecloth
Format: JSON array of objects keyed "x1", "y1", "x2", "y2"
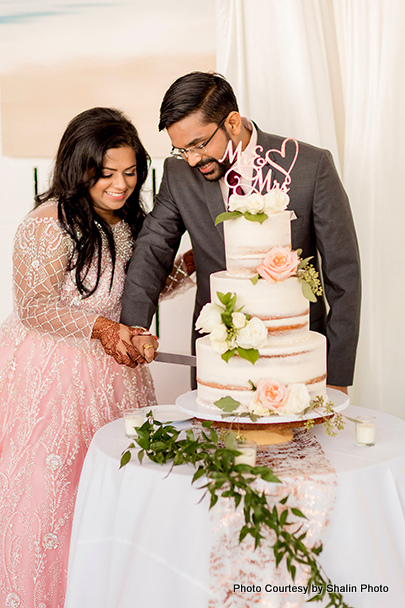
[{"x1": 65, "y1": 406, "x2": 405, "y2": 608}]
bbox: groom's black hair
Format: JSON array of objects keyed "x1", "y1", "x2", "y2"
[{"x1": 158, "y1": 71, "x2": 239, "y2": 131}]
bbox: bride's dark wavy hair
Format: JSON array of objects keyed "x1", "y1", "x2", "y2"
[{"x1": 35, "y1": 107, "x2": 150, "y2": 297}]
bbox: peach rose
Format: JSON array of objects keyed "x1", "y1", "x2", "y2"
[
  {"x1": 257, "y1": 246, "x2": 299, "y2": 283},
  {"x1": 254, "y1": 378, "x2": 289, "y2": 412}
]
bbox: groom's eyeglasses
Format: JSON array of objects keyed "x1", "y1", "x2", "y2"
[{"x1": 170, "y1": 116, "x2": 227, "y2": 160}]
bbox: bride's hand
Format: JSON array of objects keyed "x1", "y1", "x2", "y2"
[{"x1": 92, "y1": 317, "x2": 147, "y2": 367}]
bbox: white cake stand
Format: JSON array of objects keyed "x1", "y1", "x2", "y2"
[{"x1": 176, "y1": 387, "x2": 349, "y2": 428}]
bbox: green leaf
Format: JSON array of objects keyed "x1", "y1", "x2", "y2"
[
  {"x1": 237, "y1": 347, "x2": 260, "y2": 365},
  {"x1": 210, "y1": 429, "x2": 219, "y2": 445},
  {"x1": 119, "y1": 450, "x2": 131, "y2": 468},
  {"x1": 150, "y1": 441, "x2": 170, "y2": 452},
  {"x1": 312, "y1": 543, "x2": 323, "y2": 555},
  {"x1": 217, "y1": 291, "x2": 232, "y2": 306},
  {"x1": 291, "y1": 507, "x2": 307, "y2": 519},
  {"x1": 192, "y1": 467, "x2": 206, "y2": 483},
  {"x1": 209, "y1": 493, "x2": 218, "y2": 509},
  {"x1": 280, "y1": 509, "x2": 288, "y2": 527},
  {"x1": 258, "y1": 469, "x2": 281, "y2": 484},
  {"x1": 301, "y1": 280, "x2": 317, "y2": 302},
  {"x1": 250, "y1": 274, "x2": 260, "y2": 285},
  {"x1": 224, "y1": 430, "x2": 236, "y2": 449},
  {"x1": 221, "y1": 348, "x2": 237, "y2": 363},
  {"x1": 239, "y1": 526, "x2": 250, "y2": 543},
  {"x1": 234, "y1": 493, "x2": 242, "y2": 509},
  {"x1": 214, "y1": 396, "x2": 240, "y2": 412},
  {"x1": 297, "y1": 255, "x2": 313, "y2": 271},
  {"x1": 215, "y1": 211, "x2": 243, "y2": 225},
  {"x1": 243, "y1": 211, "x2": 268, "y2": 224},
  {"x1": 201, "y1": 420, "x2": 213, "y2": 429}
]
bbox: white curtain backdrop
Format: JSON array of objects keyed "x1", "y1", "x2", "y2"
[{"x1": 216, "y1": 0, "x2": 405, "y2": 418}]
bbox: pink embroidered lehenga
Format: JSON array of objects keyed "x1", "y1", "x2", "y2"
[{"x1": 0, "y1": 202, "x2": 156, "y2": 607}]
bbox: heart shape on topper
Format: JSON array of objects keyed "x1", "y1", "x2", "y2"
[{"x1": 265, "y1": 138, "x2": 299, "y2": 188}]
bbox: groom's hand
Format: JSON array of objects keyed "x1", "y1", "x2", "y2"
[{"x1": 130, "y1": 327, "x2": 159, "y2": 364}]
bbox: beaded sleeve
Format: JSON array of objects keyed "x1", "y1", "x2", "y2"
[
  {"x1": 159, "y1": 251, "x2": 196, "y2": 301},
  {"x1": 12, "y1": 213, "x2": 98, "y2": 350}
]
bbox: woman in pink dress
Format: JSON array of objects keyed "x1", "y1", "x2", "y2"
[{"x1": 0, "y1": 107, "x2": 158, "y2": 607}]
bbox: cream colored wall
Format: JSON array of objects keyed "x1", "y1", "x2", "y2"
[{"x1": 0, "y1": 53, "x2": 215, "y2": 159}]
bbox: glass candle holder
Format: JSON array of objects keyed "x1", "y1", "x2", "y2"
[
  {"x1": 355, "y1": 415, "x2": 376, "y2": 447},
  {"x1": 123, "y1": 408, "x2": 145, "y2": 438},
  {"x1": 234, "y1": 439, "x2": 257, "y2": 466}
]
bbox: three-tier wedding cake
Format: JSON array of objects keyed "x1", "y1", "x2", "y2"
[{"x1": 195, "y1": 138, "x2": 327, "y2": 418}]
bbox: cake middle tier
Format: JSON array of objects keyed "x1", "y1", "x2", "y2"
[
  {"x1": 210, "y1": 272, "x2": 310, "y2": 345},
  {"x1": 196, "y1": 331, "x2": 327, "y2": 409}
]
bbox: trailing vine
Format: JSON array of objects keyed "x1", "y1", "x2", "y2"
[{"x1": 120, "y1": 414, "x2": 353, "y2": 607}]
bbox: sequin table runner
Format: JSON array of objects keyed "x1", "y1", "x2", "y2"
[{"x1": 206, "y1": 429, "x2": 337, "y2": 608}]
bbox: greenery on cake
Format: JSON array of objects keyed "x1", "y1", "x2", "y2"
[
  {"x1": 120, "y1": 415, "x2": 352, "y2": 608},
  {"x1": 195, "y1": 291, "x2": 267, "y2": 364},
  {"x1": 250, "y1": 246, "x2": 323, "y2": 302}
]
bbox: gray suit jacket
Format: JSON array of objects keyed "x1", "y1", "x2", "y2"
[{"x1": 120, "y1": 127, "x2": 361, "y2": 385}]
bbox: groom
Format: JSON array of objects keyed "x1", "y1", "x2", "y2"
[{"x1": 120, "y1": 71, "x2": 361, "y2": 393}]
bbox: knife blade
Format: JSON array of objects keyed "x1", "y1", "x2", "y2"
[{"x1": 154, "y1": 351, "x2": 197, "y2": 367}]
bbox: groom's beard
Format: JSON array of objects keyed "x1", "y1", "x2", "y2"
[{"x1": 195, "y1": 156, "x2": 232, "y2": 181}]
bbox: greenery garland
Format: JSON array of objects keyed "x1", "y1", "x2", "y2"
[{"x1": 120, "y1": 414, "x2": 353, "y2": 607}]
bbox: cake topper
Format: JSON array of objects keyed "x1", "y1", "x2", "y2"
[{"x1": 219, "y1": 137, "x2": 299, "y2": 196}]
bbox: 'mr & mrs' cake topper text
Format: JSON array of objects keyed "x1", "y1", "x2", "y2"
[{"x1": 220, "y1": 137, "x2": 299, "y2": 197}]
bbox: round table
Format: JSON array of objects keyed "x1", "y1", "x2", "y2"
[{"x1": 65, "y1": 405, "x2": 405, "y2": 608}]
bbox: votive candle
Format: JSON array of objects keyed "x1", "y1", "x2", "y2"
[
  {"x1": 123, "y1": 409, "x2": 144, "y2": 438},
  {"x1": 355, "y1": 416, "x2": 376, "y2": 447},
  {"x1": 234, "y1": 440, "x2": 257, "y2": 466}
]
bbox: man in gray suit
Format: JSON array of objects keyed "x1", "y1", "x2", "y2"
[{"x1": 120, "y1": 71, "x2": 361, "y2": 393}]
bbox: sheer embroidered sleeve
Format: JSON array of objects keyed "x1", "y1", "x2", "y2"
[
  {"x1": 12, "y1": 213, "x2": 98, "y2": 350},
  {"x1": 159, "y1": 249, "x2": 196, "y2": 301}
]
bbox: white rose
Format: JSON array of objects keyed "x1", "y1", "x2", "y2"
[
  {"x1": 280, "y1": 384, "x2": 311, "y2": 415},
  {"x1": 228, "y1": 193, "x2": 249, "y2": 213},
  {"x1": 195, "y1": 303, "x2": 223, "y2": 333},
  {"x1": 209, "y1": 323, "x2": 228, "y2": 343},
  {"x1": 236, "y1": 316, "x2": 268, "y2": 349},
  {"x1": 263, "y1": 186, "x2": 290, "y2": 214},
  {"x1": 209, "y1": 324, "x2": 229, "y2": 354},
  {"x1": 246, "y1": 193, "x2": 266, "y2": 215},
  {"x1": 211, "y1": 339, "x2": 229, "y2": 354},
  {"x1": 232, "y1": 311, "x2": 247, "y2": 329},
  {"x1": 248, "y1": 398, "x2": 274, "y2": 417}
]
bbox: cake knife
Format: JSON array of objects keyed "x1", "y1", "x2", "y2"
[{"x1": 154, "y1": 351, "x2": 197, "y2": 367}]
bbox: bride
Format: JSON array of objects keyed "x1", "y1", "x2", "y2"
[{"x1": 0, "y1": 107, "x2": 159, "y2": 607}]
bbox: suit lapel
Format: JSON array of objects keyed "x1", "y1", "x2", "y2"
[{"x1": 202, "y1": 178, "x2": 226, "y2": 239}]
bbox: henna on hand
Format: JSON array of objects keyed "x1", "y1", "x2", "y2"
[{"x1": 92, "y1": 317, "x2": 145, "y2": 367}]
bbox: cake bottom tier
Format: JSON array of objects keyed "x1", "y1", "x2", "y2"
[{"x1": 196, "y1": 332, "x2": 327, "y2": 408}]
